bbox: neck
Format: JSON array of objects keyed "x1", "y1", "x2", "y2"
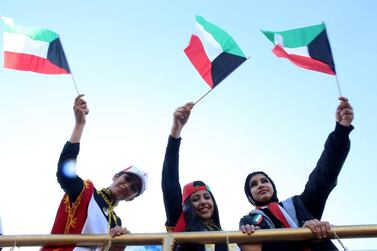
[{"x1": 101, "y1": 188, "x2": 117, "y2": 206}]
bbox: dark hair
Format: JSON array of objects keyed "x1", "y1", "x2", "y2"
[
  {"x1": 178, "y1": 191, "x2": 227, "y2": 251},
  {"x1": 244, "y1": 171, "x2": 279, "y2": 206},
  {"x1": 117, "y1": 171, "x2": 142, "y2": 196}
]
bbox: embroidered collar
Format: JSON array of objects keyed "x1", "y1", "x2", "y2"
[{"x1": 98, "y1": 188, "x2": 118, "y2": 207}]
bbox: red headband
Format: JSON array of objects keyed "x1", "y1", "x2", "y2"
[
  {"x1": 182, "y1": 182, "x2": 209, "y2": 204},
  {"x1": 174, "y1": 181, "x2": 210, "y2": 232}
]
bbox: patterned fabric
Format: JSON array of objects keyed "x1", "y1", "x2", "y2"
[{"x1": 41, "y1": 180, "x2": 94, "y2": 251}]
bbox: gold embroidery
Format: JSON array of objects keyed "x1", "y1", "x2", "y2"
[{"x1": 64, "y1": 180, "x2": 91, "y2": 233}]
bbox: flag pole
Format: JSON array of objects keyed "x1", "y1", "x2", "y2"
[
  {"x1": 58, "y1": 36, "x2": 80, "y2": 95},
  {"x1": 194, "y1": 89, "x2": 212, "y2": 105},
  {"x1": 194, "y1": 56, "x2": 250, "y2": 105},
  {"x1": 335, "y1": 74, "x2": 342, "y2": 97},
  {"x1": 70, "y1": 73, "x2": 80, "y2": 96},
  {"x1": 322, "y1": 21, "x2": 343, "y2": 97}
]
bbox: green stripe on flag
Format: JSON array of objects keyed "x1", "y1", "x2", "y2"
[
  {"x1": 262, "y1": 23, "x2": 325, "y2": 48},
  {"x1": 195, "y1": 15, "x2": 245, "y2": 58},
  {"x1": 3, "y1": 22, "x2": 58, "y2": 43}
]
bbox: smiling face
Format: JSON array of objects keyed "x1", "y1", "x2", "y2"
[
  {"x1": 109, "y1": 172, "x2": 141, "y2": 202},
  {"x1": 189, "y1": 190, "x2": 214, "y2": 224},
  {"x1": 249, "y1": 174, "x2": 275, "y2": 203}
]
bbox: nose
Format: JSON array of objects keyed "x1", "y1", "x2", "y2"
[
  {"x1": 198, "y1": 197, "x2": 207, "y2": 205},
  {"x1": 257, "y1": 181, "x2": 264, "y2": 189}
]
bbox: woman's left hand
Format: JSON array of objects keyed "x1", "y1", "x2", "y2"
[
  {"x1": 110, "y1": 226, "x2": 130, "y2": 237},
  {"x1": 303, "y1": 219, "x2": 331, "y2": 239}
]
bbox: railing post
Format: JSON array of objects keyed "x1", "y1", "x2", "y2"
[{"x1": 162, "y1": 233, "x2": 174, "y2": 251}]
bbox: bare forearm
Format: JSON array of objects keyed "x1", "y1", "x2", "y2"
[{"x1": 70, "y1": 123, "x2": 85, "y2": 143}]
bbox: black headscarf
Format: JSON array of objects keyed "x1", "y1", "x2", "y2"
[{"x1": 244, "y1": 171, "x2": 279, "y2": 206}]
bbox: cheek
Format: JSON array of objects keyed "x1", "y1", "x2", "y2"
[
  {"x1": 250, "y1": 187, "x2": 258, "y2": 197},
  {"x1": 190, "y1": 201, "x2": 200, "y2": 210}
]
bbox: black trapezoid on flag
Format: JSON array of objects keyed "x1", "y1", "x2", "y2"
[
  {"x1": 211, "y1": 52, "x2": 246, "y2": 88},
  {"x1": 308, "y1": 30, "x2": 336, "y2": 74},
  {"x1": 47, "y1": 38, "x2": 71, "y2": 73}
]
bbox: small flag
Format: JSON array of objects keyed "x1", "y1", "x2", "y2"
[
  {"x1": 2, "y1": 17, "x2": 70, "y2": 74},
  {"x1": 262, "y1": 23, "x2": 336, "y2": 75},
  {"x1": 184, "y1": 15, "x2": 247, "y2": 89}
]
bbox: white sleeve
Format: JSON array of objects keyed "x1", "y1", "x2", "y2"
[{"x1": 0, "y1": 217, "x2": 3, "y2": 234}]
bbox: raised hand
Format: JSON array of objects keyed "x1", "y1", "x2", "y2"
[
  {"x1": 170, "y1": 102, "x2": 194, "y2": 138},
  {"x1": 336, "y1": 97, "x2": 353, "y2": 127},
  {"x1": 73, "y1": 94, "x2": 89, "y2": 126}
]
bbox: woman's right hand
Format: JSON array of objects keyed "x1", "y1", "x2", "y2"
[
  {"x1": 170, "y1": 102, "x2": 194, "y2": 138},
  {"x1": 240, "y1": 223, "x2": 260, "y2": 235},
  {"x1": 73, "y1": 94, "x2": 89, "y2": 126}
]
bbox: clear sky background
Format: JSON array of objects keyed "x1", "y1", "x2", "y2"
[{"x1": 1, "y1": 1, "x2": 376, "y2": 250}]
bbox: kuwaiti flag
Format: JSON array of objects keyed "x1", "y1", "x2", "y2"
[
  {"x1": 2, "y1": 17, "x2": 70, "y2": 74},
  {"x1": 262, "y1": 23, "x2": 336, "y2": 75},
  {"x1": 184, "y1": 15, "x2": 247, "y2": 89}
]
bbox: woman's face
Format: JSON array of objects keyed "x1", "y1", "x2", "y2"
[
  {"x1": 109, "y1": 173, "x2": 140, "y2": 202},
  {"x1": 190, "y1": 190, "x2": 214, "y2": 224},
  {"x1": 249, "y1": 174, "x2": 275, "y2": 203}
]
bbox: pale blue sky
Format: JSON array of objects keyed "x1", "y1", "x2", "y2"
[{"x1": 0, "y1": 1, "x2": 376, "y2": 250}]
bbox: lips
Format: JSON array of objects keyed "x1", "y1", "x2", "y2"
[
  {"x1": 258, "y1": 189, "x2": 269, "y2": 195},
  {"x1": 198, "y1": 207, "x2": 210, "y2": 213}
]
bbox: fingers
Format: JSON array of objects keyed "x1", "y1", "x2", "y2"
[
  {"x1": 304, "y1": 219, "x2": 331, "y2": 239},
  {"x1": 336, "y1": 96, "x2": 353, "y2": 126},
  {"x1": 73, "y1": 94, "x2": 89, "y2": 115},
  {"x1": 240, "y1": 224, "x2": 258, "y2": 235},
  {"x1": 110, "y1": 226, "x2": 130, "y2": 238},
  {"x1": 338, "y1": 96, "x2": 348, "y2": 102},
  {"x1": 174, "y1": 102, "x2": 194, "y2": 120}
]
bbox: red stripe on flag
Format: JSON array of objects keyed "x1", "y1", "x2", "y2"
[
  {"x1": 4, "y1": 51, "x2": 70, "y2": 75},
  {"x1": 272, "y1": 45, "x2": 335, "y2": 75},
  {"x1": 184, "y1": 35, "x2": 214, "y2": 88}
]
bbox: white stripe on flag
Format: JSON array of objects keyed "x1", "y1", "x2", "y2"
[
  {"x1": 274, "y1": 33, "x2": 310, "y2": 57},
  {"x1": 3, "y1": 32, "x2": 49, "y2": 58},
  {"x1": 195, "y1": 23, "x2": 222, "y2": 62},
  {"x1": 284, "y1": 46, "x2": 310, "y2": 57}
]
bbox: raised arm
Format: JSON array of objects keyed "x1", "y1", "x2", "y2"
[
  {"x1": 300, "y1": 97, "x2": 354, "y2": 219},
  {"x1": 56, "y1": 95, "x2": 90, "y2": 202},
  {"x1": 162, "y1": 102, "x2": 194, "y2": 229}
]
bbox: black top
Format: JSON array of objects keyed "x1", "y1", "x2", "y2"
[{"x1": 56, "y1": 141, "x2": 121, "y2": 227}]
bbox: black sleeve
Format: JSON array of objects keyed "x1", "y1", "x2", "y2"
[
  {"x1": 239, "y1": 212, "x2": 272, "y2": 230},
  {"x1": 300, "y1": 123, "x2": 353, "y2": 219},
  {"x1": 161, "y1": 136, "x2": 183, "y2": 228},
  {"x1": 56, "y1": 141, "x2": 84, "y2": 202}
]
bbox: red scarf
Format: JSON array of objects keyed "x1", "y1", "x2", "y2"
[
  {"x1": 257, "y1": 202, "x2": 290, "y2": 228},
  {"x1": 257, "y1": 202, "x2": 310, "y2": 251}
]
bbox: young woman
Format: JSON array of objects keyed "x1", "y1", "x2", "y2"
[
  {"x1": 162, "y1": 102, "x2": 228, "y2": 251},
  {"x1": 239, "y1": 97, "x2": 354, "y2": 251}
]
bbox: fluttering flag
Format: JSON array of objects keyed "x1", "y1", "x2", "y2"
[
  {"x1": 184, "y1": 15, "x2": 247, "y2": 89},
  {"x1": 2, "y1": 17, "x2": 70, "y2": 74},
  {"x1": 262, "y1": 23, "x2": 336, "y2": 75}
]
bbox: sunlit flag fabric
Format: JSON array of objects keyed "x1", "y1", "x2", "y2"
[
  {"x1": 184, "y1": 15, "x2": 247, "y2": 89},
  {"x1": 2, "y1": 17, "x2": 70, "y2": 74},
  {"x1": 262, "y1": 23, "x2": 336, "y2": 75}
]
